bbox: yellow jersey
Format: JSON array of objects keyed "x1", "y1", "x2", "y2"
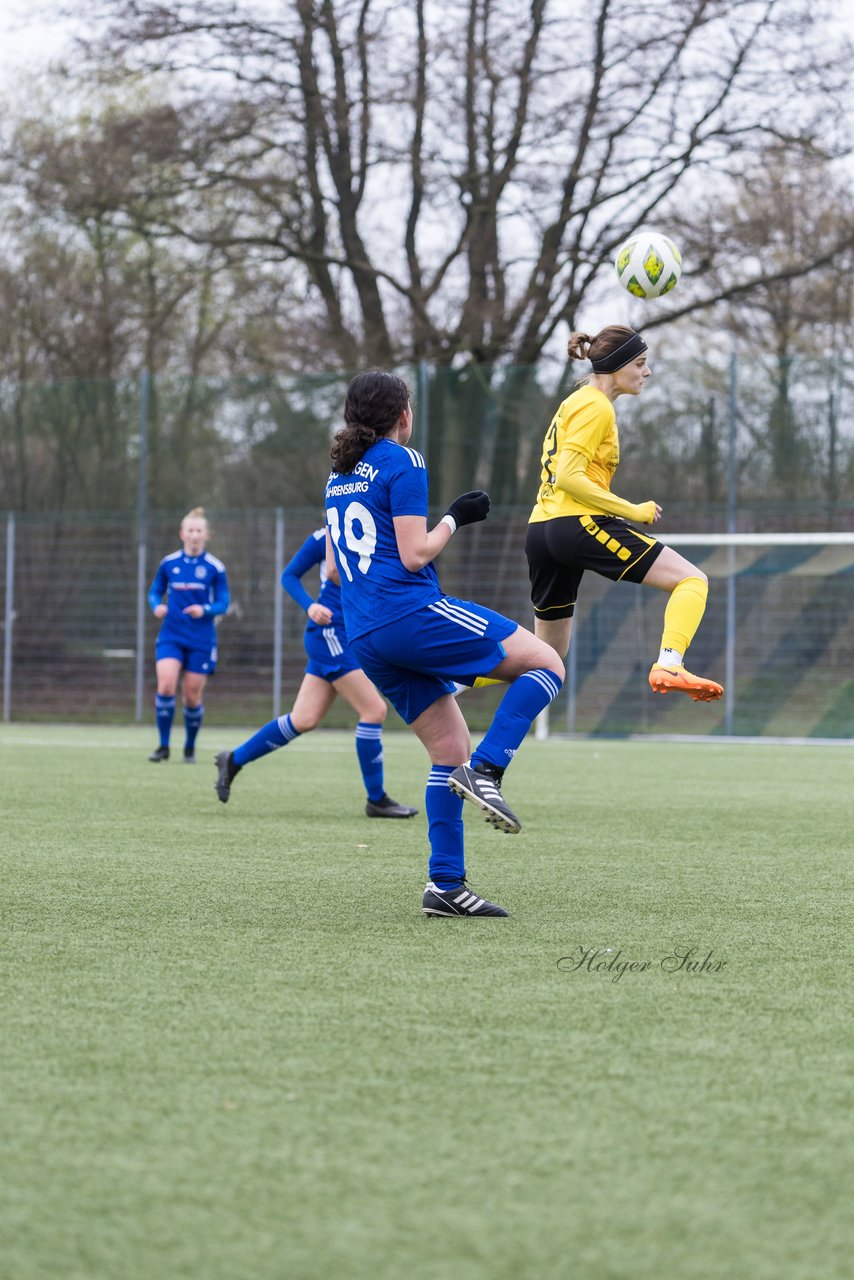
[{"x1": 529, "y1": 386, "x2": 620, "y2": 522}]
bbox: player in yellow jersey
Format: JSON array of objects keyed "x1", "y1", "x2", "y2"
[{"x1": 525, "y1": 325, "x2": 723, "y2": 702}]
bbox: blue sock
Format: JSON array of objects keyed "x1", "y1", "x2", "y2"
[
  {"x1": 155, "y1": 694, "x2": 175, "y2": 747},
  {"x1": 233, "y1": 713, "x2": 299, "y2": 767},
  {"x1": 183, "y1": 704, "x2": 204, "y2": 751},
  {"x1": 426, "y1": 765, "x2": 466, "y2": 889},
  {"x1": 472, "y1": 669, "x2": 563, "y2": 772},
  {"x1": 355, "y1": 722, "x2": 385, "y2": 803}
]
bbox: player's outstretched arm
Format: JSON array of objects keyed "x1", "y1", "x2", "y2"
[
  {"x1": 556, "y1": 450, "x2": 660, "y2": 523},
  {"x1": 394, "y1": 490, "x2": 491, "y2": 572}
]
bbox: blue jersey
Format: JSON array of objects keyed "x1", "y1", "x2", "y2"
[
  {"x1": 148, "y1": 550, "x2": 230, "y2": 648},
  {"x1": 324, "y1": 439, "x2": 441, "y2": 641},
  {"x1": 280, "y1": 529, "x2": 345, "y2": 634}
]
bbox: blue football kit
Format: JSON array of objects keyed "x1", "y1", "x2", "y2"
[
  {"x1": 280, "y1": 529, "x2": 360, "y2": 682},
  {"x1": 147, "y1": 548, "x2": 230, "y2": 757},
  {"x1": 324, "y1": 441, "x2": 442, "y2": 641},
  {"x1": 324, "y1": 434, "x2": 562, "y2": 895},
  {"x1": 148, "y1": 550, "x2": 230, "y2": 673},
  {"x1": 324, "y1": 438, "x2": 516, "y2": 723}
]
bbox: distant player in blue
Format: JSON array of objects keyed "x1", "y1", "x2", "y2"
[
  {"x1": 147, "y1": 507, "x2": 229, "y2": 763},
  {"x1": 213, "y1": 529, "x2": 418, "y2": 819},
  {"x1": 324, "y1": 370, "x2": 565, "y2": 918}
]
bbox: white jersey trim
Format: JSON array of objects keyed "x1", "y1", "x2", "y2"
[{"x1": 323, "y1": 627, "x2": 344, "y2": 656}]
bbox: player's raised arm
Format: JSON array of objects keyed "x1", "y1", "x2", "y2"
[
  {"x1": 393, "y1": 490, "x2": 491, "y2": 572},
  {"x1": 555, "y1": 449, "x2": 660, "y2": 524}
]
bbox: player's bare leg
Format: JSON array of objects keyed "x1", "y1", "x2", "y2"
[{"x1": 534, "y1": 616, "x2": 573, "y2": 661}]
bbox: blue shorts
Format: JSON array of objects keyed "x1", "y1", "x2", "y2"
[
  {"x1": 351, "y1": 596, "x2": 517, "y2": 724},
  {"x1": 303, "y1": 624, "x2": 361, "y2": 684},
  {"x1": 155, "y1": 638, "x2": 218, "y2": 675}
]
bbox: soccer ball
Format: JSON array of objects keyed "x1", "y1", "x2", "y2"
[{"x1": 614, "y1": 230, "x2": 682, "y2": 299}]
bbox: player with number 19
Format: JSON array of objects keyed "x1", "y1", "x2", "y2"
[{"x1": 325, "y1": 370, "x2": 565, "y2": 918}]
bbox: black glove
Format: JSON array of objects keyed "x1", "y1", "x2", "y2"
[{"x1": 444, "y1": 490, "x2": 491, "y2": 529}]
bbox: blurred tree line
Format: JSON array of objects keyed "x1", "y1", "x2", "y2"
[{"x1": 0, "y1": 0, "x2": 851, "y2": 520}]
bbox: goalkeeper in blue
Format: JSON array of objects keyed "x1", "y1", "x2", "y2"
[
  {"x1": 213, "y1": 528, "x2": 418, "y2": 820},
  {"x1": 324, "y1": 369, "x2": 565, "y2": 918},
  {"x1": 147, "y1": 507, "x2": 229, "y2": 763}
]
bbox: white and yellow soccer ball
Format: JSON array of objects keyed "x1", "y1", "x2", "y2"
[{"x1": 614, "y1": 229, "x2": 682, "y2": 299}]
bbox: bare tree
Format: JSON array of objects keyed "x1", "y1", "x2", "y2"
[
  {"x1": 64, "y1": 0, "x2": 852, "y2": 373},
  {"x1": 0, "y1": 97, "x2": 299, "y2": 509},
  {"x1": 653, "y1": 145, "x2": 854, "y2": 511},
  {"x1": 2, "y1": 1, "x2": 852, "y2": 511}
]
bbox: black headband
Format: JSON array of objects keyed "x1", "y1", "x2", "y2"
[{"x1": 590, "y1": 332, "x2": 647, "y2": 373}]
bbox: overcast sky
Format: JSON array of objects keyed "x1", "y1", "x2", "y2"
[
  {"x1": 3, "y1": 2, "x2": 854, "y2": 79},
  {"x1": 1, "y1": 7, "x2": 75, "y2": 82}
]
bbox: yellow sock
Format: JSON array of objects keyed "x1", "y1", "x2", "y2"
[
  {"x1": 660, "y1": 576, "x2": 708, "y2": 659},
  {"x1": 472, "y1": 676, "x2": 505, "y2": 688}
]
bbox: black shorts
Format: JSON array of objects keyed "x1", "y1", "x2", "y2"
[{"x1": 525, "y1": 515, "x2": 664, "y2": 620}]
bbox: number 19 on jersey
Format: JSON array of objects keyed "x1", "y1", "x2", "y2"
[{"x1": 326, "y1": 502, "x2": 378, "y2": 581}]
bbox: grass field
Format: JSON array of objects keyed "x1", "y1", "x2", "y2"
[{"x1": 2, "y1": 724, "x2": 852, "y2": 1280}]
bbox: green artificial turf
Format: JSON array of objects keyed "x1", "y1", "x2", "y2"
[{"x1": 1, "y1": 725, "x2": 852, "y2": 1280}]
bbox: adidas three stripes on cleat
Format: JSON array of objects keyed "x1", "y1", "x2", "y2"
[
  {"x1": 448, "y1": 761, "x2": 522, "y2": 834},
  {"x1": 422, "y1": 881, "x2": 508, "y2": 917}
]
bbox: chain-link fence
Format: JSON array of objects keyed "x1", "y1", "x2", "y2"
[
  {"x1": 1, "y1": 356, "x2": 852, "y2": 735},
  {"x1": 2, "y1": 513, "x2": 853, "y2": 737},
  {"x1": 2, "y1": 356, "x2": 852, "y2": 522}
]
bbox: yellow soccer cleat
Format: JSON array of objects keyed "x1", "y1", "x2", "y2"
[{"x1": 648, "y1": 663, "x2": 724, "y2": 703}]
